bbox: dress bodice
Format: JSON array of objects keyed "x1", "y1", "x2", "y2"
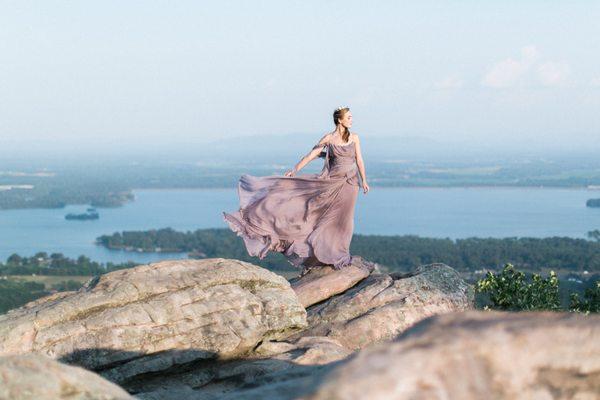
[
  {"x1": 317, "y1": 142, "x2": 361, "y2": 187},
  {"x1": 328, "y1": 142, "x2": 356, "y2": 163}
]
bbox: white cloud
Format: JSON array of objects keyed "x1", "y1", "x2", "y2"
[
  {"x1": 482, "y1": 46, "x2": 573, "y2": 89},
  {"x1": 434, "y1": 76, "x2": 464, "y2": 89},
  {"x1": 482, "y1": 45, "x2": 539, "y2": 88},
  {"x1": 591, "y1": 77, "x2": 600, "y2": 87},
  {"x1": 537, "y1": 62, "x2": 570, "y2": 87}
]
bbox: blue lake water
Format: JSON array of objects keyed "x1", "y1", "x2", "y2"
[{"x1": 0, "y1": 187, "x2": 599, "y2": 264}]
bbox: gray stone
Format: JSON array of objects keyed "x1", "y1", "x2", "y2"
[
  {"x1": 289, "y1": 256, "x2": 375, "y2": 307},
  {"x1": 0, "y1": 258, "x2": 307, "y2": 385},
  {"x1": 303, "y1": 310, "x2": 600, "y2": 400},
  {"x1": 287, "y1": 263, "x2": 474, "y2": 350},
  {"x1": 134, "y1": 262, "x2": 473, "y2": 399},
  {"x1": 0, "y1": 354, "x2": 133, "y2": 400}
]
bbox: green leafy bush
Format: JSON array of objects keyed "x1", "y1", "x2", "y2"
[
  {"x1": 569, "y1": 281, "x2": 600, "y2": 313},
  {"x1": 476, "y1": 263, "x2": 560, "y2": 311}
]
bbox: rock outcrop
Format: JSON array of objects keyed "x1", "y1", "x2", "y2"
[
  {"x1": 0, "y1": 257, "x2": 477, "y2": 399},
  {"x1": 289, "y1": 256, "x2": 375, "y2": 307},
  {"x1": 286, "y1": 263, "x2": 474, "y2": 350},
  {"x1": 2, "y1": 255, "x2": 596, "y2": 400},
  {"x1": 0, "y1": 354, "x2": 133, "y2": 400},
  {"x1": 303, "y1": 310, "x2": 600, "y2": 400},
  {"x1": 0, "y1": 258, "x2": 307, "y2": 385},
  {"x1": 131, "y1": 260, "x2": 473, "y2": 398}
]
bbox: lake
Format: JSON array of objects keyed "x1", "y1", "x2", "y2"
[{"x1": 1, "y1": 187, "x2": 599, "y2": 264}]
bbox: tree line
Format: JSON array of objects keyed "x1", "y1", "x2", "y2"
[{"x1": 97, "y1": 228, "x2": 600, "y2": 273}]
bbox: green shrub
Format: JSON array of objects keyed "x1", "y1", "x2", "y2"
[
  {"x1": 569, "y1": 281, "x2": 600, "y2": 314},
  {"x1": 476, "y1": 263, "x2": 560, "y2": 311}
]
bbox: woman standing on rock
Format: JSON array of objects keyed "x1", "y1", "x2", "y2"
[{"x1": 222, "y1": 106, "x2": 370, "y2": 273}]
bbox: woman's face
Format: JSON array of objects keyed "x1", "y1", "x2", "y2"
[{"x1": 339, "y1": 111, "x2": 353, "y2": 128}]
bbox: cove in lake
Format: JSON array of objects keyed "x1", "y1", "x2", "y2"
[{"x1": 0, "y1": 187, "x2": 599, "y2": 264}]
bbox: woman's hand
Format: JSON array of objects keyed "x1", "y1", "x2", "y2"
[
  {"x1": 362, "y1": 181, "x2": 370, "y2": 194},
  {"x1": 284, "y1": 169, "x2": 296, "y2": 177}
]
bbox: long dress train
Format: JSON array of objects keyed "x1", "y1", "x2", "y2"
[{"x1": 222, "y1": 141, "x2": 361, "y2": 270}]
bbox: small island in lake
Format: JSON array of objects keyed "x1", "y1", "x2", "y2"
[
  {"x1": 65, "y1": 208, "x2": 99, "y2": 220},
  {"x1": 586, "y1": 198, "x2": 600, "y2": 208}
]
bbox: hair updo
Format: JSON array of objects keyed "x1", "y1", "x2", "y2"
[{"x1": 333, "y1": 107, "x2": 351, "y2": 143}]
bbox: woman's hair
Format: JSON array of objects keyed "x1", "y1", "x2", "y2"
[{"x1": 333, "y1": 107, "x2": 351, "y2": 143}]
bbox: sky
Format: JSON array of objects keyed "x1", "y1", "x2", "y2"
[{"x1": 1, "y1": 1, "x2": 600, "y2": 160}]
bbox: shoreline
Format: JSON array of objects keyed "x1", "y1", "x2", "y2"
[{"x1": 1, "y1": 185, "x2": 598, "y2": 212}]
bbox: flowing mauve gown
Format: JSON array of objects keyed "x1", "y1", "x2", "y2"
[{"x1": 222, "y1": 141, "x2": 362, "y2": 271}]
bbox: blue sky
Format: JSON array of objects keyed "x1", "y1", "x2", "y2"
[{"x1": 1, "y1": 1, "x2": 600, "y2": 157}]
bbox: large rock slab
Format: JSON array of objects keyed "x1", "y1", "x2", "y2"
[
  {"x1": 133, "y1": 263, "x2": 471, "y2": 400},
  {"x1": 304, "y1": 310, "x2": 600, "y2": 400},
  {"x1": 289, "y1": 256, "x2": 376, "y2": 307},
  {"x1": 0, "y1": 258, "x2": 307, "y2": 384},
  {"x1": 0, "y1": 257, "x2": 478, "y2": 400},
  {"x1": 287, "y1": 263, "x2": 474, "y2": 350},
  {"x1": 0, "y1": 354, "x2": 133, "y2": 400}
]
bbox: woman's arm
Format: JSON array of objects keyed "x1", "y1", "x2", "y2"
[
  {"x1": 353, "y1": 134, "x2": 370, "y2": 193},
  {"x1": 284, "y1": 134, "x2": 330, "y2": 176}
]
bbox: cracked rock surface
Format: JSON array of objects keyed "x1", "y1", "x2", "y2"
[
  {"x1": 130, "y1": 261, "x2": 474, "y2": 399},
  {"x1": 286, "y1": 263, "x2": 474, "y2": 350},
  {"x1": 0, "y1": 258, "x2": 479, "y2": 399},
  {"x1": 0, "y1": 258, "x2": 307, "y2": 384}
]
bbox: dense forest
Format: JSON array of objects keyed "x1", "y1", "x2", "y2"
[
  {"x1": 97, "y1": 228, "x2": 600, "y2": 273},
  {"x1": 3, "y1": 228, "x2": 600, "y2": 313},
  {"x1": 0, "y1": 253, "x2": 139, "y2": 313},
  {"x1": 0, "y1": 252, "x2": 137, "y2": 276},
  {"x1": 1, "y1": 250, "x2": 598, "y2": 315}
]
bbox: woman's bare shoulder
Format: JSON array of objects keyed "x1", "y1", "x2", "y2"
[{"x1": 317, "y1": 132, "x2": 333, "y2": 145}]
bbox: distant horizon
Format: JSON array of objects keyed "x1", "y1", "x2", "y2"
[{"x1": 1, "y1": 131, "x2": 600, "y2": 169}]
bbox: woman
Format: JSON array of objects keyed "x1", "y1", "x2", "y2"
[{"x1": 222, "y1": 106, "x2": 369, "y2": 273}]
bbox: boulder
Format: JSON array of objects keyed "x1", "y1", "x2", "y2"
[
  {"x1": 289, "y1": 256, "x2": 376, "y2": 307},
  {"x1": 0, "y1": 354, "x2": 133, "y2": 400},
  {"x1": 0, "y1": 258, "x2": 480, "y2": 400},
  {"x1": 287, "y1": 263, "x2": 474, "y2": 350},
  {"x1": 129, "y1": 337, "x2": 351, "y2": 399},
  {"x1": 0, "y1": 258, "x2": 307, "y2": 384},
  {"x1": 130, "y1": 262, "x2": 473, "y2": 399},
  {"x1": 255, "y1": 336, "x2": 353, "y2": 365},
  {"x1": 303, "y1": 310, "x2": 600, "y2": 400}
]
